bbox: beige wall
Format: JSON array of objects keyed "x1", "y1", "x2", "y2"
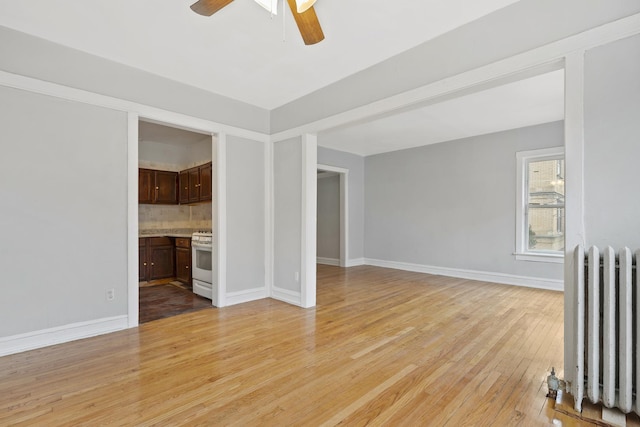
[{"x1": 138, "y1": 203, "x2": 212, "y2": 232}]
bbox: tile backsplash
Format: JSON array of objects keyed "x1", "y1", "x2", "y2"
[{"x1": 139, "y1": 203, "x2": 212, "y2": 232}]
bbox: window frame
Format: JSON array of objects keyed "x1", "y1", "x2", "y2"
[{"x1": 515, "y1": 146, "x2": 565, "y2": 263}]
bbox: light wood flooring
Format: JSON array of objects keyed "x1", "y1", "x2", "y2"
[{"x1": 0, "y1": 265, "x2": 581, "y2": 425}]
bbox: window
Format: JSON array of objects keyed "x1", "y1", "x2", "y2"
[{"x1": 515, "y1": 147, "x2": 564, "y2": 263}]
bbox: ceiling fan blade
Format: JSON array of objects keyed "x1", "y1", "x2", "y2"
[
  {"x1": 286, "y1": 0, "x2": 324, "y2": 45},
  {"x1": 190, "y1": 0, "x2": 234, "y2": 16}
]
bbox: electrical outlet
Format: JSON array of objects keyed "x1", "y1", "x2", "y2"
[
  {"x1": 294, "y1": 272, "x2": 300, "y2": 282},
  {"x1": 106, "y1": 289, "x2": 115, "y2": 301}
]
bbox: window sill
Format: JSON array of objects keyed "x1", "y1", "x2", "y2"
[{"x1": 514, "y1": 252, "x2": 564, "y2": 264}]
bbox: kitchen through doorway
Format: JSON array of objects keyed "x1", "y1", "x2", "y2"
[{"x1": 137, "y1": 120, "x2": 217, "y2": 323}]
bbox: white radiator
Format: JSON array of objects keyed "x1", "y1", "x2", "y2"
[{"x1": 573, "y1": 245, "x2": 640, "y2": 415}]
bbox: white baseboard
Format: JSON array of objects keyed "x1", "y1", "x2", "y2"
[
  {"x1": 317, "y1": 257, "x2": 365, "y2": 267},
  {"x1": 271, "y1": 286, "x2": 302, "y2": 306},
  {"x1": 364, "y1": 258, "x2": 563, "y2": 291},
  {"x1": 317, "y1": 257, "x2": 340, "y2": 266},
  {"x1": 0, "y1": 315, "x2": 129, "y2": 357},
  {"x1": 346, "y1": 258, "x2": 365, "y2": 267},
  {"x1": 225, "y1": 287, "x2": 268, "y2": 307}
]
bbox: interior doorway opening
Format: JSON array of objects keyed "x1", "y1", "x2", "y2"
[
  {"x1": 316, "y1": 164, "x2": 348, "y2": 268},
  {"x1": 135, "y1": 119, "x2": 217, "y2": 323}
]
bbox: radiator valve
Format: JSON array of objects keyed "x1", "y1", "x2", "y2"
[{"x1": 547, "y1": 367, "x2": 560, "y2": 399}]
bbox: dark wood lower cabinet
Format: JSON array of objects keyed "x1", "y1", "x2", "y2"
[
  {"x1": 139, "y1": 236, "x2": 192, "y2": 283},
  {"x1": 149, "y1": 245, "x2": 175, "y2": 280},
  {"x1": 139, "y1": 237, "x2": 175, "y2": 281},
  {"x1": 175, "y1": 241, "x2": 192, "y2": 285},
  {"x1": 139, "y1": 238, "x2": 148, "y2": 282}
]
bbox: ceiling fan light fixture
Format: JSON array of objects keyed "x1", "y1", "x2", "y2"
[
  {"x1": 295, "y1": 0, "x2": 316, "y2": 13},
  {"x1": 254, "y1": 0, "x2": 278, "y2": 14}
]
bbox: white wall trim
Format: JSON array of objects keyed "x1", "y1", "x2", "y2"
[
  {"x1": 0, "y1": 70, "x2": 269, "y2": 143},
  {"x1": 270, "y1": 13, "x2": 640, "y2": 143},
  {"x1": 265, "y1": 140, "x2": 274, "y2": 297},
  {"x1": 271, "y1": 287, "x2": 302, "y2": 306},
  {"x1": 346, "y1": 258, "x2": 366, "y2": 267},
  {"x1": 317, "y1": 163, "x2": 349, "y2": 268},
  {"x1": 316, "y1": 164, "x2": 349, "y2": 174},
  {"x1": 563, "y1": 50, "x2": 587, "y2": 393},
  {"x1": 339, "y1": 172, "x2": 349, "y2": 268},
  {"x1": 365, "y1": 258, "x2": 563, "y2": 292},
  {"x1": 0, "y1": 315, "x2": 129, "y2": 357},
  {"x1": 317, "y1": 257, "x2": 340, "y2": 266},
  {"x1": 225, "y1": 287, "x2": 268, "y2": 306},
  {"x1": 216, "y1": 132, "x2": 228, "y2": 308},
  {"x1": 515, "y1": 146, "x2": 565, "y2": 262},
  {"x1": 300, "y1": 134, "x2": 317, "y2": 308},
  {"x1": 127, "y1": 113, "x2": 139, "y2": 328}
]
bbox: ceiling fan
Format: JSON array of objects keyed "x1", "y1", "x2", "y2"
[{"x1": 190, "y1": 0, "x2": 324, "y2": 45}]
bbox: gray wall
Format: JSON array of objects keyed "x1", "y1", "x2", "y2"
[
  {"x1": 584, "y1": 34, "x2": 640, "y2": 249},
  {"x1": 226, "y1": 136, "x2": 266, "y2": 292},
  {"x1": 271, "y1": 0, "x2": 640, "y2": 132},
  {"x1": 365, "y1": 121, "x2": 564, "y2": 280},
  {"x1": 0, "y1": 86, "x2": 128, "y2": 337},
  {"x1": 274, "y1": 138, "x2": 303, "y2": 293},
  {"x1": 316, "y1": 174, "x2": 340, "y2": 260},
  {"x1": 317, "y1": 146, "x2": 365, "y2": 261},
  {"x1": 0, "y1": 26, "x2": 269, "y2": 133}
]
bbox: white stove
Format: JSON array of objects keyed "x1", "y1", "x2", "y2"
[
  {"x1": 192, "y1": 231, "x2": 213, "y2": 247},
  {"x1": 191, "y1": 231, "x2": 216, "y2": 305}
]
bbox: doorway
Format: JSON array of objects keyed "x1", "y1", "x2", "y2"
[
  {"x1": 316, "y1": 164, "x2": 348, "y2": 268},
  {"x1": 137, "y1": 120, "x2": 216, "y2": 323}
]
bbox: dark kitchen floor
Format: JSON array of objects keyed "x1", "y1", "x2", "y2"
[{"x1": 139, "y1": 283, "x2": 213, "y2": 324}]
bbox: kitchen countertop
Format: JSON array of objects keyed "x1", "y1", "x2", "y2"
[
  {"x1": 139, "y1": 233, "x2": 193, "y2": 238},
  {"x1": 139, "y1": 228, "x2": 209, "y2": 238}
]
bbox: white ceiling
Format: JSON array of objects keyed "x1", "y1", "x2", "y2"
[
  {"x1": 319, "y1": 69, "x2": 565, "y2": 156},
  {"x1": 0, "y1": 0, "x2": 565, "y2": 157},
  {"x1": 0, "y1": 0, "x2": 520, "y2": 110}
]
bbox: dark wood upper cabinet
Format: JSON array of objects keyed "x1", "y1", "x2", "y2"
[
  {"x1": 138, "y1": 168, "x2": 178, "y2": 205},
  {"x1": 138, "y1": 169, "x2": 153, "y2": 204},
  {"x1": 179, "y1": 171, "x2": 190, "y2": 204},
  {"x1": 199, "y1": 162, "x2": 212, "y2": 202},
  {"x1": 180, "y1": 161, "x2": 213, "y2": 205},
  {"x1": 188, "y1": 167, "x2": 200, "y2": 203},
  {"x1": 154, "y1": 170, "x2": 178, "y2": 204},
  {"x1": 141, "y1": 162, "x2": 211, "y2": 206}
]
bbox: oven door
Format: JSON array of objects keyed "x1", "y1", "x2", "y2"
[{"x1": 192, "y1": 244, "x2": 213, "y2": 284}]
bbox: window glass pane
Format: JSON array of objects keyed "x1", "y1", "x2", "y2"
[
  {"x1": 527, "y1": 159, "x2": 564, "y2": 252},
  {"x1": 528, "y1": 207, "x2": 565, "y2": 251}
]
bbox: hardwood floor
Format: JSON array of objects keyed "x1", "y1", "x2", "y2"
[{"x1": 1, "y1": 265, "x2": 570, "y2": 425}]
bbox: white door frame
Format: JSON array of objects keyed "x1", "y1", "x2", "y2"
[
  {"x1": 317, "y1": 164, "x2": 349, "y2": 268},
  {"x1": 132, "y1": 116, "x2": 226, "y2": 322}
]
